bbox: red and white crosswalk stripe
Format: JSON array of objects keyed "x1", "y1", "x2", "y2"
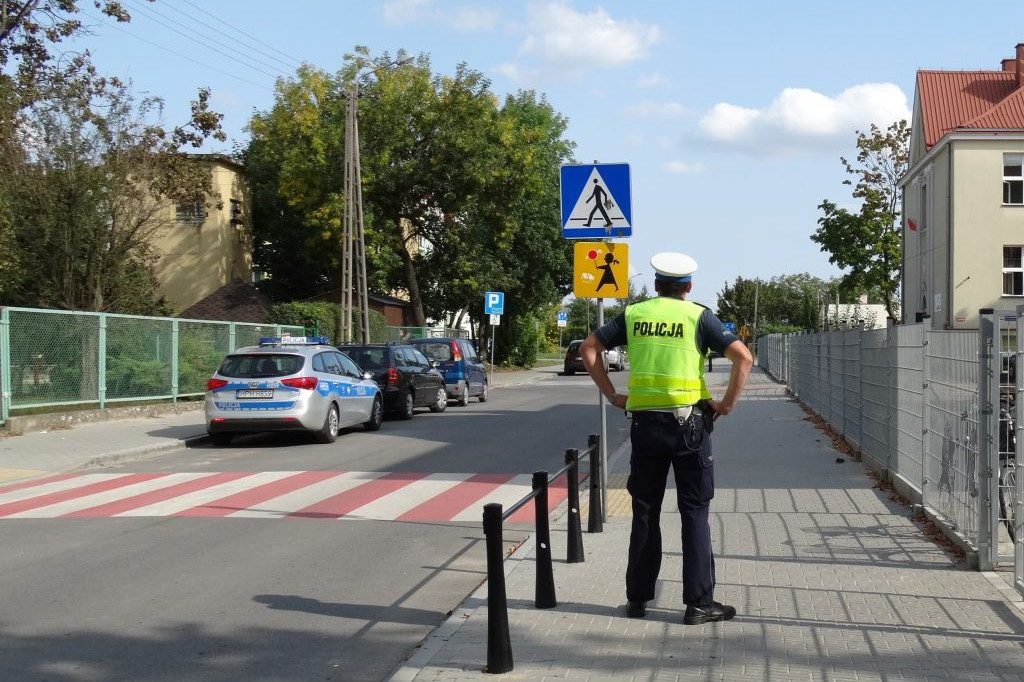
[{"x1": 0, "y1": 471, "x2": 571, "y2": 522}]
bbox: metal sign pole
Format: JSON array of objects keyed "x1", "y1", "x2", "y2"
[
  {"x1": 489, "y1": 321, "x2": 496, "y2": 387},
  {"x1": 597, "y1": 297, "x2": 608, "y2": 522}
]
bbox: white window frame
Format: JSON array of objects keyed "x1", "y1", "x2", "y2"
[
  {"x1": 1003, "y1": 245, "x2": 1024, "y2": 296},
  {"x1": 1004, "y1": 154, "x2": 1023, "y2": 206}
]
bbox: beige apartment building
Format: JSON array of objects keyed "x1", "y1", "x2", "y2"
[
  {"x1": 151, "y1": 154, "x2": 253, "y2": 315},
  {"x1": 901, "y1": 43, "x2": 1024, "y2": 329}
]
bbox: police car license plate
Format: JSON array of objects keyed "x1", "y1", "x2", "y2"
[{"x1": 237, "y1": 389, "x2": 274, "y2": 399}]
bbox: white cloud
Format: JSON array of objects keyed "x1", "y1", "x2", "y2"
[
  {"x1": 382, "y1": 0, "x2": 499, "y2": 31},
  {"x1": 381, "y1": 0, "x2": 435, "y2": 25},
  {"x1": 697, "y1": 83, "x2": 911, "y2": 156},
  {"x1": 493, "y1": 62, "x2": 522, "y2": 80},
  {"x1": 622, "y1": 100, "x2": 690, "y2": 119},
  {"x1": 509, "y1": 2, "x2": 661, "y2": 80},
  {"x1": 452, "y1": 7, "x2": 501, "y2": 31},
  {"x1": 664, "y1": 160, "x2": 705, "y2": 174}
]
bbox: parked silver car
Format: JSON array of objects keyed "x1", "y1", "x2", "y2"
[
  {"x1": 204, "y1": 336, "x2": 383, "y2": 445},
  {"x1": 564, "y1": 340, "x2": 624, "y2": 374}
]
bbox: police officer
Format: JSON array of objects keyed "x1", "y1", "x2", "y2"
[{"x1": 580, "y1": 252, "x2": 752, "y2": 624}]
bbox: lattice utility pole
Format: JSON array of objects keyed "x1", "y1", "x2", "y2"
[{"x1": 342, "y1": 84, "x2": 370, "y2": 343}]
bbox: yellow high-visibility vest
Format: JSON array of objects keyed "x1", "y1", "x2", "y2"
[{"x1": 625, "y1": 297, "x2": 710, "y2": 411}]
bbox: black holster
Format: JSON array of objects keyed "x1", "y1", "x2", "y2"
[{"x1": 697, "y1": 399, "x2": 715, "y2": 434}]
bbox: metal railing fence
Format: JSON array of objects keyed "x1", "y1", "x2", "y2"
[
  {"x1": 0, "y1": 306, "x2": 304, "y2": 424},
  {"x1": 758, "y1": 310, "x2": 1020, "y2": 586},
  {"x1": 482, "y1": 434, "x2": 603, "y2": 674}
]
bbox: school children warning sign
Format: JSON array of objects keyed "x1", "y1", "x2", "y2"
[{"x1": 573, "y1": 241, "x2": 628, "y2": 299}]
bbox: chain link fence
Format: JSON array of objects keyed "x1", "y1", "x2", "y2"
[
  {"x1": 758, "y1": 310, "x2": 1021, "y2": 587},
  {"x1": 0, "y1": 306, "x2": 303, "y2": 422}
]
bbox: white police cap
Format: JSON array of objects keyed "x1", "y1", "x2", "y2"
[{"x1": 651, "y1": 252, "x2": 698, "y2": 283}]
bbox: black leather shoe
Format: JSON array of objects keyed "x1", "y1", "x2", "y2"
[
  {"x1": 626, "y1": 600, "x2": 647, "y2": 618},
  {"x1": 683, "y1": 601, "x2": 736, "y2": 625}
]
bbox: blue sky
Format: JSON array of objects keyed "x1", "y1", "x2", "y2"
[{"x1": 69, "y1": 0, "x2": 1024, "y2": 309}]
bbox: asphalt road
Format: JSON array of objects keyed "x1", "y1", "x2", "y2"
[{"x1": 0, "y1": 367, "x2": 631, "y2": 682}]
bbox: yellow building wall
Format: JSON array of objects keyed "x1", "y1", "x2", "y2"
[
  {"x1": 950, "y1": 141, "x2": 1024, "y2": 327},
  {"x1": 152, "y1": 159, "x2": 252, "y2": 313},
  {"x1": 905, "y1": 139, "x2": 1024, "y2": 329}
]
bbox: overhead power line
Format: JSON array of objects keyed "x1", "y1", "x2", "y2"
[
  {"x1": 120, "y1": 0, "x2": 289, "y2": 80},
  {"x1": 172, "y1": 0, "x2": 305, "y2": 71},
  {"x1": 82, "y1": 9, "x2": 275, "y2": 91}
]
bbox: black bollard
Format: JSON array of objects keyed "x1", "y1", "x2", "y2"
[
  {"x1": 483, "y1": 503, "x2": 513, "y2": 673},
  {"x1": 587, "y1": 433, "x2": 603, "y2": 533},
  {"x1": 532, "y1": 471, "x2": 557, "y2": 609},
  {"x1": 564, "y1": 449, "x2": 585, "y2": 563}
]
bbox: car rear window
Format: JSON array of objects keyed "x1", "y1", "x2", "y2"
[
  {"x1": 416, "y1": 342, "x2": 452, "y2": 362},
  {"x1": 567, "y1": 342, "x2": 582, "y2": 354},
  {"x1": 219, "y1": 353, "x2": 304, "y2": 378},
  {"x1": 341, "y1": 347, "x2": 388, "y2": 371}
]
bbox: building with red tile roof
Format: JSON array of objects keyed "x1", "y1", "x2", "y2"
[{"x1": 902, "y1": 43, "x2": 1024, "y2": 328}]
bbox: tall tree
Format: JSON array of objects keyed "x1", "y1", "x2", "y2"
[
  {"x1": 2, "y1": 74, "x2": 224, "y2": 311},
  {"x1": 246, "y1": 49, "x2": 577, "y2": 362},
  {"x1": 244, "y1": 64, "x2": 343, "y2": 302},
  {"x1": 0, "y1": 1, "x2": 140, "y2": 108},
  {"x1": 811, "y1": 120, "x2": 909, "y2": 320},
  {"x1": 717, "y1": 273, "x2": 837, "y2": 334},
  {"x1": 1, "y1": 0, "x2": 225, "y2": 312}
]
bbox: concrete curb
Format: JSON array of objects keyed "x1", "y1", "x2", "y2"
[
  {"x1": 78, "y1": 434, "x2": 210, "y2": 470},
  {"x1": 1, "y1": 402, "x2": 204, "y2": 436},
  {"x1": 387, "y1": 436, "x2": 632, "y2": 681},
  {"x1": 387, "y1": 526, "x2": 540, "y2": 681}
]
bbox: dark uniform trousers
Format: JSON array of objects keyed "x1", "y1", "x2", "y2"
[{"x1": 626, "y1": 410, "x2": 715, "y2": 606}]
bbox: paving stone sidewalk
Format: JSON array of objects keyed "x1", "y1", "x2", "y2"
[{"x1": 394, "y1": 370, "x2": 1024, "y2": 682}]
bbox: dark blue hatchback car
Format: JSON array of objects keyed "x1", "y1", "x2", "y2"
[{"x1": 408, "y1": 337, "x2": 488, "y2": 406}]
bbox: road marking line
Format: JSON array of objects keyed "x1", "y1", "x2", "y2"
[
  {"x1": 347, "y1": 472, "x2": 472, "y2": 520},
  {"x1": 288, "y1": 471, "x2": 431, "y2": 519},
  {"x1": 228, "y1": 471, "x2": 373, "y2": 519}
]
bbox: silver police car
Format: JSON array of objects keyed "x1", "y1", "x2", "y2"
[{"x1": 204, "y1": 336, "x2": 383, "y2": 445}]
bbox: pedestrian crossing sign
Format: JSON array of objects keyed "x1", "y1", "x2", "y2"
[
  {"x1": 560, "y1": 163, "x2": 632, "y2": 239},
  {"x1": 573, "y1": 241, "x2": 629, "y2": 299}
]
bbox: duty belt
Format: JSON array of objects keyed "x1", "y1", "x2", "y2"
[{"x1": 641, "y1": 404, "x2": 701, "y2": 420}]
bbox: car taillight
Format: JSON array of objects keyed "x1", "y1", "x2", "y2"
[
  {"x1": 451, "y1": 340, "x2": 462, "y2": 361},
  {"x1": 206, "y1": 378, "x2": 228, "y2": 391},
  {"x1": 281, "y1": 376, "x2": 318, "y2": 390},
  {"x1": 386, "y1": 367, "x2": 400, "y2": 386}
]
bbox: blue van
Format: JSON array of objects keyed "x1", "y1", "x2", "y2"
[{"x1": 408, "y1": 337, "x2": 488, "y2": 405}]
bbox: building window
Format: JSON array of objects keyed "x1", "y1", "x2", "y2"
[
  {"x1": 229, "y1": 198, "x2": 243, "y2": 225},
  {"x1": 176, "y1": 200, "x2": 205, "y2": 224},
  {"x1": 1004, "y1": 154, "x2": 1023, "y2": 205},
  {"x1": 1003, "y1": 246, "x2": 1024, "y2": 295}
]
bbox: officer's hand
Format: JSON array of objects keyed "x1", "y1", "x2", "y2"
[
  {"x1": 608, "y1": 392, "x2": 628, "y2": 409},
  {"x1": 706, "y1": 399, "x2": 726, "y2": 419}
]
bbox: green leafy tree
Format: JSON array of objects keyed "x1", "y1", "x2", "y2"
[
  {"x1": 244, "y1": 65, "x2": 342, "y2": 302},
  {"x1": 2, "y1": 75, "x2": 224, "y2": 312},
  {"x1": 1, "y1": 1, "x2": 144, "y2": 303},
  {"x1": 1, "y1": 0, "x2": 226, "y2": 312},
  {"x1": 246, "y1": 49, "x2": 577, "y2": 365},
  {"x1": 811, "y1": 121, "x2": 909, "y2": 321},
  {"x1": 562, "y1": 297, "x2": 597, "y2": 342},
  {"x1": 0, "y1": 1, "x2": 139, "y2": 107},
  {"x1": 717, "y1": 273, "x2": 839, "y2": 334}
]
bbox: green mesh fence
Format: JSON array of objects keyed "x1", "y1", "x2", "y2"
[
  {"x1": 177, "y1": 321, "x2": 231, "y2": 396},
  {"x1": 106, "y1": 315, "x2": 173, "y2": 401},
  {"x1": 235, "y1": 323, "x2": 288, "y2": 349},
  {"x1": 0, "y1": 307, "x2": 304, "y2": 421},
  {"x1": 7, "y1": 309, "x2": 100, "y2": 407}
]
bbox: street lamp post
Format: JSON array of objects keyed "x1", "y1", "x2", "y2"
[{"x1": 341, "y1": 56, "x2": 412, "y2": 343}]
